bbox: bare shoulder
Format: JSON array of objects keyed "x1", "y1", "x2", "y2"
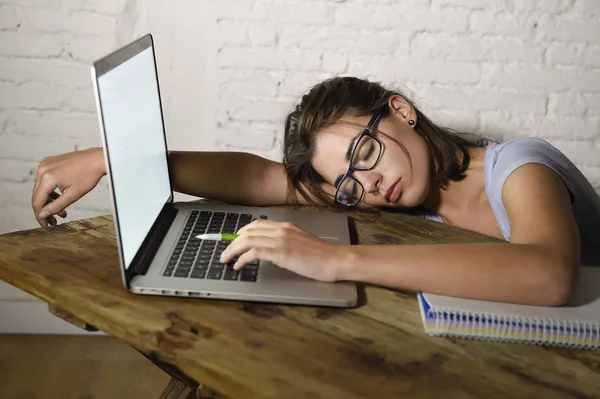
[{"x1": 502, "y1": 163, "x2": 579, "y2": 263}]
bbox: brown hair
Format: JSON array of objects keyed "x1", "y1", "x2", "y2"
[{"x1": 283, "y1": 76, "x2": 477, "y2": 207}]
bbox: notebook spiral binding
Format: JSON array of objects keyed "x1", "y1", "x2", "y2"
[{"x1": 426, "y1": 307, "x2": 600, "y2": 349}]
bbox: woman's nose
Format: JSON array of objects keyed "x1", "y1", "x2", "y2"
[{"x1": 353, "y1": 170, "x2": 381, "y2": 194}]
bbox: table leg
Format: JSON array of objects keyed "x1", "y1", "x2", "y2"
[{"x1": 141, "y1": 350, "x2": 216, "y2": 398}]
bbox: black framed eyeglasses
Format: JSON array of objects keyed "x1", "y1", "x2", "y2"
[{"x1": 333, "y1": 106, "x2": 386, "y2": 207}]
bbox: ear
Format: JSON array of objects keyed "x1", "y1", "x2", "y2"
[{"x1": 388, "y1": 95, "x2": 416, "y2": 126}]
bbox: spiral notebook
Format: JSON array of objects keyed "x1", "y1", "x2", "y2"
[{"x1": 417, "y1": 266, "x2": 600, "y2": 349}]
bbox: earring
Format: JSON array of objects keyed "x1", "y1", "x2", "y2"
[{"x1": 408, "y1": 119, "x2": 415, "y2": 126}]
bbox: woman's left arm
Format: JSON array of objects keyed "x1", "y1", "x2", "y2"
[{"x1": 341, "y1": 163, "x2": 580, "y2": 306}]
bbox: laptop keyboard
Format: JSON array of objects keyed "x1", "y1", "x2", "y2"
[{"x1": 163, "y1": 210, "x2": 266, "y2": 282}]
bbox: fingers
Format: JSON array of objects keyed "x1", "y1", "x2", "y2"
[
  {"x1": 38, "y1": 187, "x2": 79, "y2": 221},
  {"x1": 49, "y1": 191, "x2": 68, "y2": 218},
  {"x1": 220, "y1": 236, "x2": 276, "y2": 264},
  {"x1": 32, "y1": 180, "x2": 59, "y2": 227},
  {"x1": 232, "y1": 248, "x2": 266, "y2": 271}
]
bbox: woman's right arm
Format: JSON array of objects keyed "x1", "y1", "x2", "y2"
[
  {"x1": 168, "y1": 150, "x2": 293, "y2": 206},
  {"x1": 32, "y1": 148, "x2": 304, "y2": 227}
]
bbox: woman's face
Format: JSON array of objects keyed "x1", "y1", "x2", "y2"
[{"x1": 311, "y1": 96, "x2": 432, "y2": 208}]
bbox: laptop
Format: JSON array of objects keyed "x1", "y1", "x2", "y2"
[{"x1": 90, "y1": 34, "x2": 357, "y2": 307}]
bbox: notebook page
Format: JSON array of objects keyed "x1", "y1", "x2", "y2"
[{"x1": 421, "y1": 267, "x2": 600, "y2": 323}]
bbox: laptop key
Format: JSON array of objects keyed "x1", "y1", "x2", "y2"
[
  {"x1": 175, "y1": 266, "x2": 192, "y2": 274},
  {"x1": 210, "y1": 262, "x2": 225, "y2": 270},
  {"x1": 207, "y1": 268, "x2": 223, "y2": 280},
  {"x1": 223, "y1": 268, "x2": 239, "y2": 281},
  {"x1": 240, "y1": 269, "x2": 258, "y2": 282},
  {"x1": 163, "y1": 270, "x2": 173, "y2": 277},
  {"x1": 191, "y1": 269, "x2": 207, "y2": 279},
  {"x1": 174, "y1": 269, "x2": 190, "y2": 278}
]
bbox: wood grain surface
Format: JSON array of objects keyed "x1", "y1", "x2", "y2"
[{"x1": 0, "y1": 210, "x2": 599, "y2": 399}]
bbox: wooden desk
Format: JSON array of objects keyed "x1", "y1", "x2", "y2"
[{"x1": 1, "y1": 210, "x2": 599, "y2": 399}]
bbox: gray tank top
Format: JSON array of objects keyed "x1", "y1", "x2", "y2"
[{"x1": 423, "y1": 138, "x2": 600, "y2": 265}]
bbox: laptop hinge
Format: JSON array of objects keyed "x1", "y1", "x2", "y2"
[{"x1": 126, "y1": 202, "x2": 178, "y2": 282}]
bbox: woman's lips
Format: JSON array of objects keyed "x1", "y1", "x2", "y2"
[{"x1": 385, "y1": 179, "x2": 403, "y2": 203}]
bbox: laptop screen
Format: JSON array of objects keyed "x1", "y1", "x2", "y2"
[{"x1": 96, "y1": 45, "x2": 171, "y2": 269}]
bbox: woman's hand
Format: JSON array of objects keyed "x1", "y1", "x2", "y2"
[
  {"x1": 32, "y1": 148, "x2": 106, "y2": 227},
  {"x1": 219, "y1": 220, "x2": 347, "y2": 282}
]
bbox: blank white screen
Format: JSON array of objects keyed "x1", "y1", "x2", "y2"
[{"x1": 97, "y1": 47, "x2": 171, "y2": 268}]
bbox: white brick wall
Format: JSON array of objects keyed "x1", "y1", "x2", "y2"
[{"x1": 0, "y1": 0, "x2": 599, "y2": 236}]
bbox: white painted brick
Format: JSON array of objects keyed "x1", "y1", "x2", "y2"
[
  {"x1": 469, "y1": 12, "x2": 535, "y2": 37},
  {"x1": 0, "y1": 5, "x2": 21, "y2": 29},
  {"x1": 583, "y1": 94, "x2": 600, "y2": 117},
  {"x1": 0, "y1": 57, "x2": 89, "y2": 89},
  {"x1": 0, "y1": 204, "x2": 40, "y2": 234},
  {"x1": 420, "y1": 86, "x2": 547, "y2": 115},
  {"x1": 433, "y1": 0, "x2": 489, "y2": 9},
  {"x1": 219, "y1": 47, "x2": 321, "y2": 71},
  {"x1": 213, "y1": 2, "x2": 267, "y2": 20},
  {"x1": 0, "y1": 111, "x2": 9, "y2": 131},
  {"x1": 22, "y1": 9, "x2": 117, "y2": 36},
  {"x1": 429, "y1": 109, "x2": 480, "y2": 134},
  {"x1": 354, "y1": 32, "x2": 407, "y2": 55},
  {"x1": 219, "y1": 69, "x2": 281, "y2": 97},
  {"x1": 215, "y1": 124, "x2": 276, "y2": 150},
  {"x1": 0, "y1": 32, "x2": 63, "y2": 57},
  {"x1": 537, "y1": 15, "x2": 600, "y2": 42},
  {"x1": 543, "y1": 118, "x2": 600, "y2": 141},
  {"x1": 546, "y1": 43, "x2": 579, "y2": 65},
  {"x1": 279, "y1": 71, "x2": 331, "y2": 98},
  {"x1": 333, "y1": 5, "x2": 400, "y2": 27},
  {"x1": 63, "y1": 86, "x2": 97, "y2": 113},
  {"x1": 513, "y1": 0, "x2": 575, "y2": 13},
  {"x1": 351, "y1": 56, "x2": 481, "y2": 84},
  {"x1": 493, "y1": 114, "x2": 600, "y2": 141},
  {"x1": 321, "y1": 52, "x2": 348, "y2": 74},
  {"x1": 248, "y1": 22, "x2": 277, "y2": 46},
  {"x1": 0, "y1": 0, "x2": 59, "y2": 7},
  {"x1": 62, "y1": 0, "x2": 127, "y2": 15},
  {"x1": 547, "y1": 93, "x2": 588, "y2": 117},
  {"x1": 0, "y1": 159, "x2": 38, "y2": 183},
  {"x1": 567, "y1": 71, "x2": 600, "y2": 93},
  {"x1": 0, "y1": 82, "x2": 65, "y2": 110},
  {"x1": 253, "y1": 2, "x2": 330, "y2": 24},
  {"x1": 12, "y1": 110, "x2": 98, "y2": 139},
  {"x1": 411, "y1": 34, "x2": 544, "y2": 63},
  {"x1": 279, "y1": 25, "x2": 359, "y2": 50},
  {"x1": 66, "y1": 35, "x2": 114, "y2": 62},
  {"x1": 579, "y1": 44, "x2": 600, "y2": 69},
  {"x1": 73, "y1": 134, "x2": 102, "y2": 150},
  {"x1": 334, "y1": 6, "x2": 468, "y2": 33},
  {"x1": 219, "y1": 99, "x2": 291, "y2": 122},
  {"x1": 403, "y1": 10, "x2": 469, "y2": 33},
  {"x1": 572, "y1": 0, "x2": 600, "y2": 17},
  {"x1": 0, "y1": 182, "x2": 37, "y2": 209},
  {"x1": 482, "y1": 65, "x2": 570, "y2": 91},
  {"x1": 216, "y1": 19, "x2": 248, "y2": 46},
  {"x1": 0, "y1": 133, "x2": 76, "y2": 161}
]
